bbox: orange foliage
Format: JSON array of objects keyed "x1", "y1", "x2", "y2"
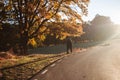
[{"x1": 0, "y1": 0, "x2": 90, "y2": 48}]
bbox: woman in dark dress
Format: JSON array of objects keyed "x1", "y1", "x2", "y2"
[{"x1": 66, "y1": 38, "x2": 72, "y2": 54}]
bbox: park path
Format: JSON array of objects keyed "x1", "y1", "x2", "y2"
[{"x1": 30, "y1": 39, "x2": 120, "y2": 80}]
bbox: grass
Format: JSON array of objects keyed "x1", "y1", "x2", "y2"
[
  {"x1": 0, "y1": 41, "x2": 101, "y2": 80},
  {"x1": 0, "y1": 52, "x2": 66, "y2": 80},
  {"x1": 2, "y1": 55, "x2": 64, "y2": 80},
  {"x1": 0, "y1": 53, "x2": 62, "y2": 69}
]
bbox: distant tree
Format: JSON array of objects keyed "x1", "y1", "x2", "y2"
[
  {"x1": 81, "y1": 14, "x2": 116, "y2": 41},
  {"x1": 91, "y1": 14, "x2": 113, "y2": 25},
  {"x1": 80, "y1": 22, "x2": 91, "y2": 41}
]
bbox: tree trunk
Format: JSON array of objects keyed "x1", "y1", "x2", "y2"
[{"x1": 19, "y1": 31, "x2": 29, "y2": 55}]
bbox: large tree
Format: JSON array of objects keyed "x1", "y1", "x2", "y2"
[{"x1": 1, "y1": 0, "x2": 89, "y2": 54}]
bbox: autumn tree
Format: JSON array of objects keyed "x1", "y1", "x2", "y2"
[
  {"x1": 1, "y1": 0, "x2": 89, "y2": 54},
  {"x1": 0, "y1": 0, "x2": 19, "y2": 51},
  {"x1": 42, "y1": 21, "x2": 83, "y2": 46}
]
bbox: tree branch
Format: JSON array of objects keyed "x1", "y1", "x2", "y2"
[{"x1": 30, "y1": 0, "x2": 64, "y2": 38}]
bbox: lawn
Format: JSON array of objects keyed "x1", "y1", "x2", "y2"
[{"x1": 0, "y1": 41, "x2": 101, "y2": 80}]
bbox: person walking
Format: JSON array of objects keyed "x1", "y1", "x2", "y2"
[{"x1": 66, "y1": 38, "x2": 72, "y2": 54}]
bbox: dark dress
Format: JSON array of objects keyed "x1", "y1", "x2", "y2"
[{"x1": 66, "y1": 38, "x2": 72, "y2": 53}]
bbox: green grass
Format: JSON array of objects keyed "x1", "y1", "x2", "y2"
[
  {"x1": 0, "y1": 41, "x2": 101, "y2": 80},
  {"x1": 0, "y1": 53, "x2": 61, "y2": 69},
  {"x1": 2, "y1": 55, "x2": 64, "y2": 80}
]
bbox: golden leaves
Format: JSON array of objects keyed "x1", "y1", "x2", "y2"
[
  {"x1": 28, "y1": 38, "x2": 37, "y2": 46},
  {"x1": 39, "y1": 26, "x2": 47, "y2": 32},
  {"x1": 53, "y1": 13, "x2": 61, "y2": 21},
  {"x1": 45, "y1": 12, "x2": 53, "y2": 19},
  {"x1": 65, "y1": 1, "x2": 71, "y2": 5},
  {"x1": 56, "y1": 14, "x2": 61, "y2": 18},
  {"x1": 37, "y1": 35, "x2": 46, "y2": 41},
  {"x1": 5, "y1": 5, "x2": 12, "y2": 10},
  {"x1": 39, "y1": 7, "x2": 46, "y2": 16},
  {"x1": 54, "y1": 2, "x2": 59, "y2": 8},
  {"x1": 45, "y1": 21, "x2": 84, "y2": 40},
  {"x1": 82, "y1": 0, "x2": 90, "y2": 2},
  {"x1": 4, "y1": 0, "x2": 89, "y2": 45}
]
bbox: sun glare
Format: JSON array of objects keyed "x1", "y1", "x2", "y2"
[{"x1": 111, "y1": 17, "x2": 120, "y2": 24}]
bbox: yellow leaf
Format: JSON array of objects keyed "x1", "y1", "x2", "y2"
[
  {"x1": 65, "y1": 1, "x2": 71, "y2": 5},
  {"x1": 55, "y1": 13, "x2": 61, "y2": 19},
  {"x1": 39, "y1": 26, "x2": 47, "y2": 32},
  {"x1": 5, "y1": 5, "x2": 12, "y2": 10},
  {"x1": 56, "y1": 35, "x2": 59, "y2": 38},
  {"x1": 38, "y1": 35, "x2": 46, "y2": 41},
  {"x1": 28, "y1": 38, "x2": 37, "y2": 46},
  {"x1": 45, "y1": 12, "x2": 53, "y2": 19},
  {"x1": 54, "y1": 2, "x2": 59, "y2": 8}
]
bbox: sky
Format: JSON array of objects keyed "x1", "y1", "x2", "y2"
[{"x1": 83, "y1": 0, "x2": 120, "y2": 24}]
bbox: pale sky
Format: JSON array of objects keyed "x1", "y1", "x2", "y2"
[{"x1": 83, "y1": 0, "x2": 120, "y2": 24}]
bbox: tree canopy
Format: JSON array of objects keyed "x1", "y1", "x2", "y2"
[{"x1": 0, "y1": 0, "x2": 90, "y2": 54}]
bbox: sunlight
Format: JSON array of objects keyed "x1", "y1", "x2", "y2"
[
  {"x1": 86, "y1": 0, "x2": 120, "y2": 25},
  {"x1": 111, "y1": 17, "x2": 120, "y2": 24}
]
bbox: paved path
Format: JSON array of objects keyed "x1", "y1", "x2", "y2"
[{"x1": 30, "y1": 39, "x2": 120, "y2": 80}]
